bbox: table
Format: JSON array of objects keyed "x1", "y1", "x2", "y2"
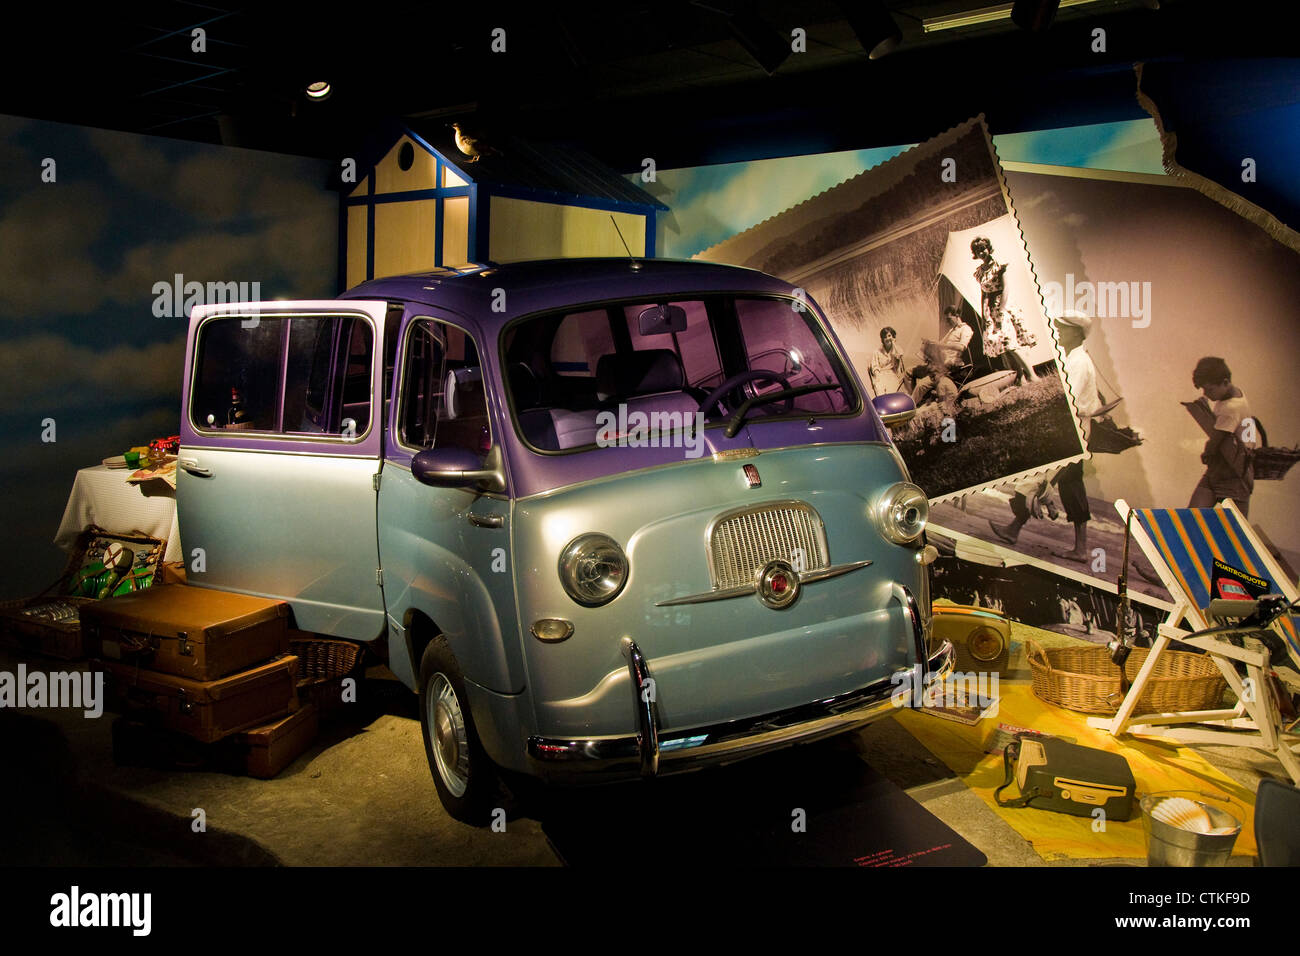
[{"x1": 55, "y1": 465, "x2": 182, "y2": 563}]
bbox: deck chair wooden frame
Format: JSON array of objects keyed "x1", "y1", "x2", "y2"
[{"x1": 1087, "y1": 499, "x2": 1300, "y2": 785}]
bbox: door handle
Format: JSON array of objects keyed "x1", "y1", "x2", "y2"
[
  {"x1": 467, "y1": 513, "x2": 503, "y2": 529},
  {"x1": 178, "y1": 458, "x2": 213, "y2": 478}
]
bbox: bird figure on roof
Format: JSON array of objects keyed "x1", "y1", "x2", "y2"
[{"x1": 452, "y1": 122, "x2": 497, "y2": 163}]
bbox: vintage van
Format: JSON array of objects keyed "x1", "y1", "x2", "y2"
[{"x1": 178, "y1": 258, "x2": 953, "y2": 822}]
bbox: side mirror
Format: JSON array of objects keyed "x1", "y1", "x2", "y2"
[
  {"x1": 873, "y1": 392, "x2": 916, "y2": 427},
  {"x1": 412, "y1": 445, "x2": 506, "y2": 493}
]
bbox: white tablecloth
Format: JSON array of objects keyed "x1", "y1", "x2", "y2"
[{"x1": 54, "y1": 465, "x2": 182, "y2": 563}]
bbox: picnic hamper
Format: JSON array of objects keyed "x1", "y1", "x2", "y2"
[{"x1": 1026, "y1": 638, "x2": 1226, "y2": 715}]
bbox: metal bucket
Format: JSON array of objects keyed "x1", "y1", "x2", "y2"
[{"x1": 1140, "y1": 795, "x2": 1241, "y2": 867}]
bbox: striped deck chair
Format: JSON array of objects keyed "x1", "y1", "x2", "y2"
[{"x1": 1087, "y1": 499, "x2": 1300, "y2": 785}]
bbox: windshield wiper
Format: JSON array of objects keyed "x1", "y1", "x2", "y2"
[{"x1": 724, "y1": 384, "x2": 840, "y2": 438}]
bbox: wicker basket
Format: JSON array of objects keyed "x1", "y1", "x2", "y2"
[
  {"x1": 1026, "y1": 638, "x2": 1226, "y2": 715},
  {"x1": 288, "y1": 635, "x2": 364, "y2": 715},
  {"x1": 1087, "y1": 416, "x2": 1143, "y2": 455},
  {"x1": 1254, "y1": 446, "x2": 1300, "y2": 481},
  {"x1": 0, "y1": 525, "x2": 164, "y2": 659}
]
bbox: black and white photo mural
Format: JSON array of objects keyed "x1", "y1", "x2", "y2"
[{"x1": 699, "y1": 116, "x2": 1086, "y2": 503}]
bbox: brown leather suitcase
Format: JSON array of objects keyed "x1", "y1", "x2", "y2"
[
  {"x1": 102, "y1": 655, "x2": 298, "y2": 743},
  {"x1": 237, "y1": 703, "x2": 320, "y2": 778},
  {"x1": 82, "y1": 584, "x2": 289, "y2": 681}
]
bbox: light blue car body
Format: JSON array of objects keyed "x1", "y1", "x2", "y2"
[{"x1": 177, "y1": 259, "x2": 950, "y2": 781}]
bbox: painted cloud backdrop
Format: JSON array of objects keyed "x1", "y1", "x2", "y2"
[{"x1": 0, "y1": 114, "x2": 335, "y2": 596}]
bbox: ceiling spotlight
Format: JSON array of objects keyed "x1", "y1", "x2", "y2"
[
  {"x1": 1011, "y1": 0, "x2": 1061, "y2": 31},
  {"x1": 841, "y1": 0, "x2": 903, "y2": 60},
  {"x1": 305, "y1": 81, "x2": 332, "y2": 101}
]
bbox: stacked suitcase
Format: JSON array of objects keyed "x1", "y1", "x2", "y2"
[{"x1": 83, "y1": 584, "x2": 320, "y2": 778}]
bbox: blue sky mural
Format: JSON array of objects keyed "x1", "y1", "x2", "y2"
[
  {"x1": 644, "y1": 119, "x2": 1164, "y2": 259},
  {"x1": 0, "y1": 114, "x2": 335, "y2": 596}
]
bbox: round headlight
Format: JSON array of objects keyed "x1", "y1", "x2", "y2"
[
  {"x1": 874, "y1": 482, "x2": 929, "y2": 545},
  {"x1": 558, "y1": 533, "x2": 629, "y2": 606}
]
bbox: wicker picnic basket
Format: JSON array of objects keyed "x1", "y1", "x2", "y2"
[
  {"x1": 288, "y1": 633, "x2": 364, "y2": 715},
  {"x1": 0, "y1": 525, "x2": 165, "y2": 659},
  {"x1": 1026, "y1": 638, "x2": 1226, "y2": 715}
]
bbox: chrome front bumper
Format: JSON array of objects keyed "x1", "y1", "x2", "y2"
[{"x1": 527, "y1": 590, "x2": 955, "y2": 781}]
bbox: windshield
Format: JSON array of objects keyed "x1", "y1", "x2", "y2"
[{"x1": 502, "y1": 295, "x2": 859, "y2": 453}]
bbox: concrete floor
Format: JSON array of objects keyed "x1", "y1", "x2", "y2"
[{"x1": 0, "y1": 619, "x2": 1284, "y2": 867}]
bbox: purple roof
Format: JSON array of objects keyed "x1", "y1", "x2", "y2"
[
  {"x1": 340, "y1": 257, "x2": 797, "y2": 335},
  {"x1": 347, "y1": 258, "x2": 886, "y2": 496}
]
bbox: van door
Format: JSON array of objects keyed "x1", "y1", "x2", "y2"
[
  {"x1": 177, "y1": 300, "x2": 390, "y2": 640},
  {"x1": 377, "y1": 314, "x2": 524, "y2": 695}
]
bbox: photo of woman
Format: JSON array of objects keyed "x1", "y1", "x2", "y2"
[{"x1": 972, "y1": 236, "x2": 1038, "y2": 386}]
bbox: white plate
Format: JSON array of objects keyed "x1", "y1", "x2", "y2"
[{"x1": 102, "y1": 456, "x2": 128, "y2": 469}]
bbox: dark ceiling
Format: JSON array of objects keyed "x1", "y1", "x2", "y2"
[{"x1": 1, "y1": 1, "x2": 1291, "y2": 175}]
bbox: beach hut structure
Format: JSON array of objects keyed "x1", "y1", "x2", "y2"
[{"x1": 341, "y1": 127, "x2": 667, "y2": 289}]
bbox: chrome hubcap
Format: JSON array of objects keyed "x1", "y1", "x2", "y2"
[{"x1": 428, "y1": 673, "x2": 469, "y2": 797}]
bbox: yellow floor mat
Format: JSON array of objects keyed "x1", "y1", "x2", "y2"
[{"x1": 896, "y1": 681, "x2": 1258, "y2": 862}]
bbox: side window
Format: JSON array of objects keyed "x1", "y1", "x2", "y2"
[
  {"x1": 286, "y1": 316, "x2": 373, "y2": 435},
  {"x1": 551, "y1": 309, "x2": 614, "y2": 377},
  {"x1": 399, "y1": 319, "x2": 490, "y2": 454},
  {"x1": 192, "y1": 318, "x2": 283, "y2": 432},
  {"x1": 302, "y1": 321, "x2": 334, "y2": 426},
  {"x1": 383, "y1": 306, "x2": 402, "y2": 398},
  {"x1": 338, "y1": 318, "x2": 373, "y2": 431},
  {"x1": 191, "y1": 314, "x2": 374, "y2": 438}
]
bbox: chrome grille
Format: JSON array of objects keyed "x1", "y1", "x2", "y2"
[{"x1": 708, "y1": 501, "x2": 829, "y2": 590}]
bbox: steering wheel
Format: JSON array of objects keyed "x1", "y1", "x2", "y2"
[{"x1": 699, "y1": 370, "x2": 794, "y2": 419}]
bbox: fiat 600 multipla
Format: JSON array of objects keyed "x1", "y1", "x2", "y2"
[{"x1": 177, "y1": 258, "x2": 953, "y2": 822}]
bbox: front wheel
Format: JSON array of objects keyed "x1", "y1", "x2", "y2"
[{"x1": 418, "y1": 637, "x2": 500, "y2": 824}]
